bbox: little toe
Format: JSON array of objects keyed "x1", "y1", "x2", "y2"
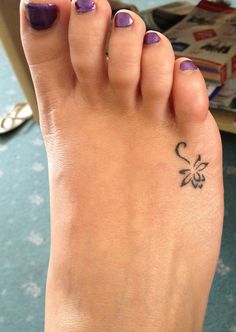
[
  {"x1": 69, "y1": 0, "x2": 111, "y2": 90},
  {"x1": 141, "y1": 31, "x2": 175, "y2": 120},
  {"x1": 108, "y1": 10, "x2": 146, "y2": 108},
  {"x1": 20, "y1": 0, "x2": 74, "y2": 105},
  {"x1": 172, "y1": 58, "x2": 209, "y2": 125}
]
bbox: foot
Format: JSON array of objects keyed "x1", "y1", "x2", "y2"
[{"x1": 20, "y1": 1, "x2": 224, "y2": 331}]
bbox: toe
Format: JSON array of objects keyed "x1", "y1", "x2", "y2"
[
  {"x1": 141, "y1": 31, "x2": 175, "y2": 120},
  {"x1": 108, "y1": 10, "x2": 146, "y2": 108},
  {"x1": 20, "y1": 0, "x2": 74, "y2": 106},
  {"x1": 69, "y1": 0, "x2": 111, "y2": 89},
  {"x1": 172, "y1": 58, "x2": 209, "y2": 125}
]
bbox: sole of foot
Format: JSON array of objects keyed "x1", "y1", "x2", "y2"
[{"x1": 20, "y1": 1, "x2": 224, "y2": 331}]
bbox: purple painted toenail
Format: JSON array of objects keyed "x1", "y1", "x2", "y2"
[
  {"x1": 144, "y1": 32, "x2": 161, "y2": 44},
  {"x1": 115, "y1": 12, "x2": 134, "y2": 27},
  {"x1": 75, "y1": 0, "x2": 96, "y2": 13},
  {"x1": 25, "y1": 3, "x2": 58, "y2": 30},
  {"x1": 180, "y1": 60, "x2": 198, "y2": 71}
]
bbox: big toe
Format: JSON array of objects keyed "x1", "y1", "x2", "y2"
[{"x1": 20, "y1": 0, "x2": 74, "y2": 111}]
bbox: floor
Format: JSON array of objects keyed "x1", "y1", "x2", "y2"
[{"x1": 0, "y1": 1, "x2": 236, "y2": 331}]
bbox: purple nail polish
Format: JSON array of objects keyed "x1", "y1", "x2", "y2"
[
  {"x1": 115, "y1": 12, "x2": 134, "y2": 28},
  {"x1": 180, "y1": 60, "x2": 198, "y2": 71},
  {"x1": 25, "y1": 3, "x2": 58, "y2": 30},
  {"x1": 144, "y1": 32, "x2": 161, "y2": 45},
  {"x1": 75, "y1": 0, "x2": 96, "y2": 13}
]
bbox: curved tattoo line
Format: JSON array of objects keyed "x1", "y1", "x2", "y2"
[{"x1": 175, "y1": 142, "x2": 191, "y2": 165}]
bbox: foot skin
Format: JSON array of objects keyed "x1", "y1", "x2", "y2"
[{"x1": 20, "y1": 1, "x2": 224, "y2": 331}]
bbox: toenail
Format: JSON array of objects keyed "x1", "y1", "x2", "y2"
[
  {"x1": 180, "y1": 60, "x2": 198, "y2": 71},
  {"x1": 75, "y1": 0, "x2": 96, "y2": 13},
  {"x1": 144, "y1": 32, "x2": 161, "y2": 45},
  {"x1": 115, "y1": 12, "x2": 134, "y2": 28},
  {"x1": 25, "y1": 3, "x2": 59, "y2": 30}
]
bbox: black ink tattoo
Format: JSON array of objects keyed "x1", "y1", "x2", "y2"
[{"x1": 175, "y1": 142, "x2": 209, "y2": 189}]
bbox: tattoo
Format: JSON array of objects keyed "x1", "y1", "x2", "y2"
[{"x1": 175, "y1": 142, "x2": 209, "y2": 189}]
